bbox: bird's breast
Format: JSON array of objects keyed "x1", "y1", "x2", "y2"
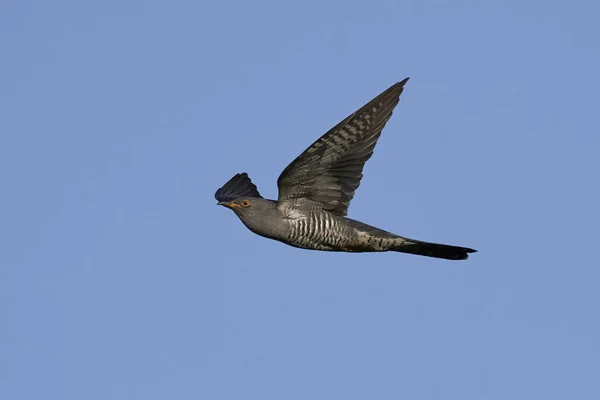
[{"x1": 285, "y1": 211, "x2": 353, "y2": 250}]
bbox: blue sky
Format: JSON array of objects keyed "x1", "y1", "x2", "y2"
[{"x1": 2, "y1": 0, "x2": 599, "y2": 399}]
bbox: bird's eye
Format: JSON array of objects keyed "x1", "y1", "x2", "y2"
[{"x1": 241, "y1": 199, "x2": 251, "y2": 207}]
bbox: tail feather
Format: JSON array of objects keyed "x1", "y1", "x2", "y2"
[{"x1": 393, "y1": 239, "x2": 477, "y2": 261}]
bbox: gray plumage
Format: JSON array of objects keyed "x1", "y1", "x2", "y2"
[{"x1": 215, "y1": 78, "x2": 476, "y2": 260}]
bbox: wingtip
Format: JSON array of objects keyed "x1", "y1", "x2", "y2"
[{"x1": 379, "y1": 78, "x2": 410, "y2": 100}]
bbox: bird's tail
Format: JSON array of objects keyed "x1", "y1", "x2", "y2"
[{"x1": 391, "y1": 238, "x2": 477, "y2": 260}]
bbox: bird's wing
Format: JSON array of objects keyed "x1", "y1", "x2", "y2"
[{"x1": 277, "y1": 78, "x2": 408, "y2": 216}]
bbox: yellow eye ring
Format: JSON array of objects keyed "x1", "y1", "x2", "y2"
[{"x1": 241, "y1": 199, "x2": 251, "y2": 207}]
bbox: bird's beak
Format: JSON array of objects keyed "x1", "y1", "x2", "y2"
[{"x1": 217, "y1": 201, "x2": 240, "y2": 209}]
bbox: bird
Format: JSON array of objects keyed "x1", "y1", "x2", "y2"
[{"x1": 215, "y1": 78, "x2": 477, "y2": 260}]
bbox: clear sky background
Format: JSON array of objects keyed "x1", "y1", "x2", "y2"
[{"x1": 2, "y1": 1, "x2": 599, "y2": 399}]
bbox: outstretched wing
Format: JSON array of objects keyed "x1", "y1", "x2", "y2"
[{"x1": 277, "y1": 78, "x2": 409, "y2": 216}]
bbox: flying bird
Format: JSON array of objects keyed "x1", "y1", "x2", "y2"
[{"x1": 215, "y1": 78, "x2": 476, "y2": 260}]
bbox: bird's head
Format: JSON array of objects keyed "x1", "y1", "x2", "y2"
[
  {"x1": 215, "y1": 172, "x2": 287, "y2": 240},
  {"x1": 215, "y1": 173, "x2": 269, "y2": 218}
]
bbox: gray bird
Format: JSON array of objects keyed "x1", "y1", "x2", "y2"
[{"x1": 215, "y1": 78, "x2": 477, "y2": 260}]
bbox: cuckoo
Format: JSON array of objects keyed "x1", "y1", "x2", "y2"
[{"x1": 215, "y1": 78, "x2": 477, "y2": 260}]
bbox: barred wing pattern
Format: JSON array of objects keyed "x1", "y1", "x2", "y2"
[{"x1": 277, "y1": 78, "x2": 409, "y2": 216}]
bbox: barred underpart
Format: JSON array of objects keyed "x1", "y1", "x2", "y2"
[{"x1": 285, "y1": 211, "x2": 406, "y2": 252}]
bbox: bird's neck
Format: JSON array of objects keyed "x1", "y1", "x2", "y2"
[{"x1": 237, "y1": 200, "x2": 289, "y2": 241}]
